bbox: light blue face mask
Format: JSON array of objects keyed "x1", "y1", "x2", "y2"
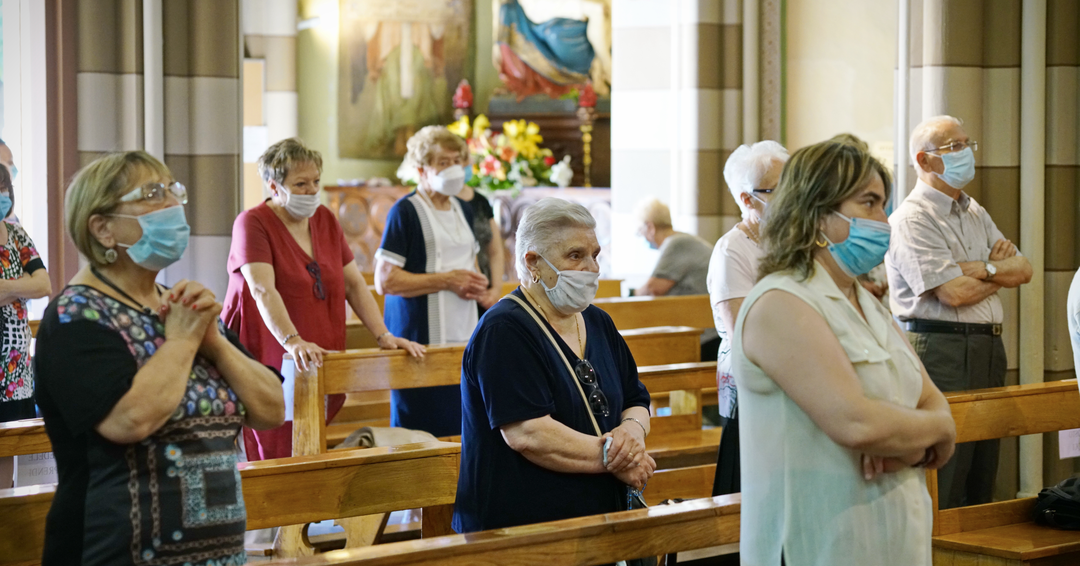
[
  {"x1": 8, "y1": 165, "x2": 16, "y2": 180},
  {"x1": 112, "y1": 205, "x2": 191, "y2": 271},
  {"x1": 825, "y1": 211, "x2": 891, "y2": 277},
  {"x1": 0, "y1": 194, "x2": 12, "y2": 219},
  {"x1": 935, "y1": 147, "x2": 976, "y2": 189}
]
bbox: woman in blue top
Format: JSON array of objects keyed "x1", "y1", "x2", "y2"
[
  {"x1": 453, "y1": 198, "x2": 653, "y2": 533},
  {"x1": 375, "y1": 126, "x2": 488, "y2": 437}
]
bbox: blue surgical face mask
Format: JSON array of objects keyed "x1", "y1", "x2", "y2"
[
  {"x1": 8, "y1": 165, "x2": 16, "y2": 180},
  {"x1": 935, "y1": 147, "x2": 976, "y2": 189},
  {"x1": 824, "y1": 211, "x2": 890, "y2": 277},
  {"x1": 111, "y1": 205, "x2": 191, "y2": 271},
  {"x1": 463, "y1": 164, "x2": 474, "y2": 184},
  {"x1": 0, "y1": 194, "x2": 11, "y2": 219}
]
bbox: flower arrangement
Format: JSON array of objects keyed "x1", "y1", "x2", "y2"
[{"x1": 445, "y1": 114, "x2": 573, "y2": 193}]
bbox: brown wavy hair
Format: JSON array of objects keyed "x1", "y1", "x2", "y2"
[{"x1": 758, "y1": 137, "x2": 892, "y2": 281}]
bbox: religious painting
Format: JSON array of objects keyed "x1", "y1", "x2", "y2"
[
  {"x1": 493, "y1": 0, "x2": 611, "y2": 100},
  {"x1": 338, "y1": 0, "x2": 473, "y2": 159}
]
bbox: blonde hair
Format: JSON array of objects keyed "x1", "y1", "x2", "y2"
[
  {"x1": 257, "y1": 138, "x2": 323, "y2": 186},
  {"x1": 66, "y1": 151, "x2": 173, "y2": 266},
  {"x1": 634, "y1": 198, "x2": 671, "y2": 228},
  {"x1": 400, "y1": 126, "x2": 468, "y2": 173},
  {"x1": 723, "y1": 141, "x2": 789, "y2": 218},
  {"x1": 758, "y1": 138, "x2": 892, "y2": 281}
]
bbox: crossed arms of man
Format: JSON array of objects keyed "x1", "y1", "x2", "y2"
[{"x1": 933, "y1": 238, "x2": 1032, "y2": 307}]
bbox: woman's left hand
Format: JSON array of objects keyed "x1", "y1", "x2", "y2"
[
  {"x1": 603, "y1": 422, "x2": 647, "y2": 473},
  {"x1": 377, "y1": 334, "x2": 426, "y2": 358},
  {"x1": 860, "y1": 449, "x2": 928, "y2": 481}
]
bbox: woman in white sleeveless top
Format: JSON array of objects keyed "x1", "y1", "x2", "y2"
[{"x1": 733, "y1": 139, "x2": 956, "y2": 565}]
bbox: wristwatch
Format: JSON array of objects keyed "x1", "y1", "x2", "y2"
[{"x1": 984, "y1": 262, "x2": 997, "y2": 280}]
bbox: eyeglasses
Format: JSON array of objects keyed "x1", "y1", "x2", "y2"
[
  {"x1": 306, "y1": 261, "x2": 326, "y2": 300},
  {"x1": 751, "y1": 188, "x2": 774, "y2": 194},
  {"x1": 929, "y1": 140, "x2": 978, "y2": 154},
  {"x1": 573, "y1": 359, "x2": 610, "y2": 417},
  {"x1": 119, "y1": 181, "x2": 188, "y2": 205}
]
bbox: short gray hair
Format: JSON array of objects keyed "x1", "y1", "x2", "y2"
[
  {"x1": 723, "y1": 141, "x2": 789, "y2": 218},
  {"x1": 909, "y1": 115, "x2": 964, "y2": 166},
  {"x1": 515, "y1": 198, "x2": 597, "y2": 282}
]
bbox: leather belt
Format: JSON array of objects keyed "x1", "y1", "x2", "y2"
[{"x1": 902, "y1": 318, "x2": 1002, "y2": 336}]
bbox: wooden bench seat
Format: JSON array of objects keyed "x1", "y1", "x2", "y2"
[
  {"x1": 262, "y1": 494, "x2": 742, "y2": 566},
  {"x1": 0, "y1": 441, "x2": 461, "y2": 564},
  {"x1": 930, "y1": 379, "x2": 1080, "y2": 566}
]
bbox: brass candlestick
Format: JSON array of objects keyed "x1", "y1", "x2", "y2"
[{"x1": 577, "y1": 106, "x2": 596, "y2": 188}]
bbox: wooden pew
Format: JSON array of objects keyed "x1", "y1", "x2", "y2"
[
  {"x1": 637, "y1": 362, "x2": 722, "y2": 469},
  {"x1": 0, "y1": 441, "x2": 461, "y2": 564},
  {"x1": 593, "y1": 294, "x2": 713, "y2": 331},
  {"x1": 0, "y1": 418, "x2": 49, "y2": 459},
  {"x1": 260, "y1": 494, "x2": 741, "y2": 566},
  {"x1": 499, "y1": 279, "x2": 622, "y2": 299},
  {"x1": 324, "y1": 326, "x2": 704, "y2": 448},
  {"x1": 931, "y1": 379, "x2": 1080, "y2": 566}
]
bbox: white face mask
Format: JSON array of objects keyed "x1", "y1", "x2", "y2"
[
  {"x1": 539, "y1": 255, "x2": 600, "y2": 315},
  {"x1": 279, "y1": 184, "x2": 320, "y2": 219},
  {"x1": 428, "y1": 165, "x2": 466, "y2": 197}
]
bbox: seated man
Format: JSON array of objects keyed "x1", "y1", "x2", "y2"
[{"x1": 634, "y1": 198, "x2": 718, "y2": 360}]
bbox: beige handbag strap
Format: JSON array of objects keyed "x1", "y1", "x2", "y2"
[{"x1": 504, "y1": 293, "x2": 603, "y2": 437}]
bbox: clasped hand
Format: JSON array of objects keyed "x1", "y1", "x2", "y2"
[
  {"x1": 157, "y1": 280, "x2": 226, "y2": 359},
  {"x1": 604, "y1": 422, "x2": 655, "y2": 490}
]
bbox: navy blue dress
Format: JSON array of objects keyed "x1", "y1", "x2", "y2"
[{"x1": 452, "y1": 289, "x2": 651, "y2": 533}]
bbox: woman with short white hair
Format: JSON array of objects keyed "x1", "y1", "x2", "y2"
[
  {"x1": 375, "y1": 126, "x2": 488, "y2": 437},
  {"x1": 706, "y1": 140, "x2": 788, "y2": 495},
  {"x1": 453, "y1": 197, "x2": 653, "y2": 533}
]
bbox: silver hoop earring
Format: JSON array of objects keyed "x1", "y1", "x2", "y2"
[{"x1": 104, "y1": 248, "x2": 118, "y2": 263}]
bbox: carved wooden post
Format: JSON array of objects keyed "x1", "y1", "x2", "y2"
[{"x1": 274, "y1": 356, "x2": 326, "y2": 557}]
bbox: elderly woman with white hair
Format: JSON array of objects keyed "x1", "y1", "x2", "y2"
[
  {"x1": 706, "y1": 140, "x2": 789, "y2": 495},
  {"x1": 376, "y1": 125, "x2": 488, "y2": 437},
  {"x1": 452, "y1": 198, "x2": 654, "y2": 533}
]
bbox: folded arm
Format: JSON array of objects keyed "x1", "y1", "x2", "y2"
[{"x1": 742, "y1": 289, "x2": 956, "y2": 457}]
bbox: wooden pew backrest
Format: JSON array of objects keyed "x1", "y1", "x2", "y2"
[
  {"x1": 264, "y1": 494, "x2": 741, "y2": 566},
  {"x1": 0, "y1": 418, "x2": 49, "y2": 458},
  {"x1": 0, "y1": 442, "x2": 462, "y2": 564},
  {"x1": 594, "y1": 295, "x2": 713, "y2": 331}
]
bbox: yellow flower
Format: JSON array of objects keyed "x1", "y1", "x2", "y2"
[
  {"x1": 472, "y1": 115, "x2": 491, "y2": 138},
  {"x1": 447, "y1": 116, "x2": 470, "y2": 138},
  {"x1": 503, "y1": 120, "x2": 544, "y2": 159}
]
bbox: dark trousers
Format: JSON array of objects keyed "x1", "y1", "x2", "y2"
[
  {"x1": 907, "y1": 330, "x2": 1006, "y2": 509},
  {"x1": 711, "y1": 415, "x2": 740, "y2": 496}
]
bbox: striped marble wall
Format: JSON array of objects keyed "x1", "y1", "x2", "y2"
[
  {"x1": 241, "y1": 0, "x2": 298, "y2": 211},
  {"x1": 610, "y1": 0, "x2": 786, "y2": 280},
  {"x1": 76, "y1": 0, "x2": 145, "y2": 166},
  {"x1": 76, "y1": 0, "x2": 243, "y2": 298}
]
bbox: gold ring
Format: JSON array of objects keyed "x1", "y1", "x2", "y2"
[{"x1": 629, "y1": 452, "x2": 635, "y2": 458}]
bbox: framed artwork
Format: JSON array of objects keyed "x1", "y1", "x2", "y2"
[
  {"x1": 493, "y1": 0, "x2": 611, "y2": 100},
  {"x1": 338, "y1": 0, "x2": 473, "y2": 159}
]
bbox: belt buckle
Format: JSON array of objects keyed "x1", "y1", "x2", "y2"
[{"x1": 993, "y1": 324, "x2": 1002, "y2": 336}]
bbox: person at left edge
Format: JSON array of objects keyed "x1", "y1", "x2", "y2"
[
  {"x1": 35, "y1": 151, "x2": 285, "y2": 565},
  {"x1": 0, "y1": 162, "x2": 51, "y2": 489},
  {"x1": 222, "y1": 138, "x2": 425, "y2": 461}
]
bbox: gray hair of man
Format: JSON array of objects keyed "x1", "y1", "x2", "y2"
[
  {"x1": 515, "y1": 197, "x2": 597, "y2": 282},
  {"x1": 908, "y1": 115, "x2": 964, "y2": 167},
  {"x1": 723, "y1": 141, "x2": 789, "y2": 218}
]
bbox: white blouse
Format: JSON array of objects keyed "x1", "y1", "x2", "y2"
[
  {"x1": 706, "y1": 226, "x2": 765, "y2": 419},
  {"x1": 733, "y1": 261, "x2": 932, "y2": 566}
]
